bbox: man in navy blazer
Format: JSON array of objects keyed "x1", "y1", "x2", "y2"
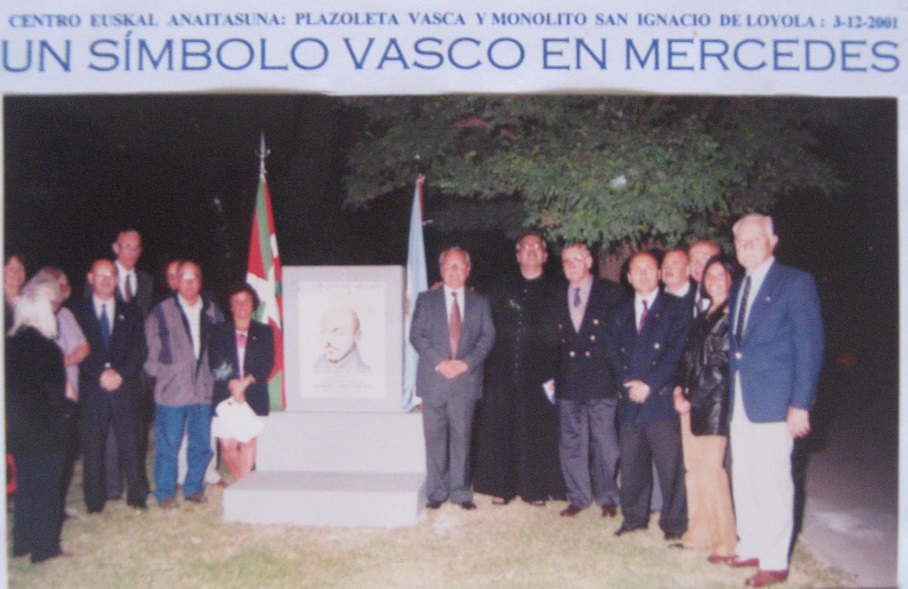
[
  {"x1": 609, "y1": 251, "x2": 691, "y2": 540},
  {"x1": 85, "y1": 230, "x2": 157, "y2": 500},
  {"x1": 723, "y1": 214, "x2": 823, "y2": 587},
  {"x1": 410, "y1": 247, "x2": 495, "y2": 510},
  {"x1": 72, "y1": 259, "x2": 148, "y2": 512},
  {"x1": 555, "y1": 243, "x2": 625, "y2": 518}
]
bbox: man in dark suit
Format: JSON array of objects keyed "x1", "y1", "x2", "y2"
[
  {"x1": 556, "y1": 243, "x2": 625, "y2": 518},
  {"x1": 72, "y1": 259, "x2": 147, "y2": 512},
  {"x1": 108, "y1": 229, "x2": 155, "y2": 499},
  {"x1": 112, "y1": 230, "x2": 154, "y2": 316},
  {"x1": 662, "y1": 248, "x2": 694, "y2": 307},
  {"x1": 410, "y1": 246, "x2": 495, "y2": 510},
  {"x1": 609, "y1": 251, "x2": 691, "y2": 540},
  {"x1": 723, "y1": 214, "x2": 823, "y2": 587}
]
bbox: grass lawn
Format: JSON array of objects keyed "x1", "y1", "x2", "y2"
[{"x1": 7, "y1": 460, "x2": 853, "y2": 589}]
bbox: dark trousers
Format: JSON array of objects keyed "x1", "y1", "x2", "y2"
[
  {"x1": 105, "y1": 375, "x2": 154, "y2": 497},
  {"x1": 12, "y1": 452, "x2": 65, "y2": 562},
  {"x1": 422, "y1": 395, "x2": 476, "y2": 504},
  {"x1": 618, "y1": 417, "x2": 687, "y2": 535},
  {"x1": 59, "y1": 401, "x2": 80, "y2": 514},
  {"x1": 559, "y1": 398, "x2": 620, "y2": 509},
  {"x1": 81, "y1": 389, "x2": 147, "y2": 512}
]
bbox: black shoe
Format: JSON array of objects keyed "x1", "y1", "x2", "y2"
[
  {"x1": 614, "y1": 524, "x2": 647, "y2": 537},
  {"x1": 664, "y1": 532, "x2": 684, "y2": 541},
  {"x1": 426, "y1": 500, "x2": 443, "y2": 509},
  {"x1": 127, "y1": 500, "x2": 147, "y2": 510},
  {"x1": 459, "y1": 501, "x2": 477, "y2": 510}
]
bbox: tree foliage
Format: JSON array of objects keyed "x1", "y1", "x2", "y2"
[{"x1": 342, "y1": 96, "x2": 843, "y2": 250}]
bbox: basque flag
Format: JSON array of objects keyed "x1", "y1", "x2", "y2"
[{"x1": 246, "y1": 138, "x2": 285, "y2": 410}]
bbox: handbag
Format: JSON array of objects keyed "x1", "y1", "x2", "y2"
[{"x1": 215, "y1": 398, "x2": 264, "y2": 443}]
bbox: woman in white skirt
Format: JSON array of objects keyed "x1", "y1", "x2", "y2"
[{"x1": 209, "y1": 283, "x2": 275, "y2": 482}]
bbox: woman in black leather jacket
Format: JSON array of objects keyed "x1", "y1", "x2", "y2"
[{"x1": 672, "y1": 254, "x2": 738, "y2": 562}]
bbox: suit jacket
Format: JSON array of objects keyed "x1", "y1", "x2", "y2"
[
  {"x1": 674, "y1": 279, "x2": 697, "y2": 314},
  {"x1": 209, "y1": 320, "x2": 275, "y2": 416},
  {"x1": 121, "y1": 268, "x2": 154, "y2": 318},
  {"x1": 728, "y1": 260, "x2": 824, "y2": 423},
  {"x1": 72, "y1": 297, "x2": 146, "y2": 401},
  {"x1": 555, "y1": 277, "x2": 625, "y2": 402},
  {"x1": 409, "y1": 287, "x2": 495, "y2": 402},
  {"x1": 609, "y1": 289, "x2": 692, "y2": 424}
]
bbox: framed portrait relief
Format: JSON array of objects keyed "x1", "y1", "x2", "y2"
[{"x1": 283, "y1": 265, "x2": 403, "y2": 412}]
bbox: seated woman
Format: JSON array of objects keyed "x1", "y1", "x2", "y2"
[
  {"x1": 209, "y1": 283, "x2": 275, "y2": 482},
  {"x1": 673, "y1": 254, "x2": 738, "y2": 562},
  {"x1": 6, "y1": 282, "x2": 72, "y2": 562}
]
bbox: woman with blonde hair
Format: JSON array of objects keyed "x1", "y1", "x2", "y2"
[{"x1": 6, "y1": 283, "x2": 72, "y2": 562}]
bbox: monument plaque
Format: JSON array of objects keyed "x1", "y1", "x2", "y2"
[{"x1": 283, "y1": 265, "x2": 404, "y2": 412}]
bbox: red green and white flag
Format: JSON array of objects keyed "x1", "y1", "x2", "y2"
[{"x1": 246, "y1": 150, "x2": 285, "y2": 410}]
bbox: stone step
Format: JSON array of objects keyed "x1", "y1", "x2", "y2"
[
  {"x1": 257, "y1": 411, "x2": 425, "y2": 473},
  {"x1": 223, "y1": 470, "x2": 426, "y2": 527}
]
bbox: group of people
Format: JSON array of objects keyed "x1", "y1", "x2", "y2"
[
  {"x1": 411, "y1": 213, "x2": 823, "y2": 588},
  {"x1": 4, "y1": 229, "x2": 276, "y2": 562}
]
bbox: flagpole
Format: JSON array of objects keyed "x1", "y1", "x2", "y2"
[{"x1": 256, "y1": 132, "x2": 270, "y2": 178}]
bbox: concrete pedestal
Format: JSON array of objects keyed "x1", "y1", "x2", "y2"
[{"x1": 223, "y1": 411, "x2": 426, "y2": 526}]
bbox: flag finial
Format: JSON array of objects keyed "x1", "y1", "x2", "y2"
[{"x1": 257, "y1": 132, "x2": 270, "y2": 177}]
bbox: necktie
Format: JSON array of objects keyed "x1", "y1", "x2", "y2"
[
  {"x1": 638, "y1": 299, "x2": 649, "y2": 333},
  {"x1": 573, "y1": 287, "x2": 581, "y2": 307},
  {"x1": 124, "y1": 274, "x2": 134, "y2": 303},
  {"x1": 735, "y1": 275, "x2": 752, "y2": 346},
  {"x1": 449, "y1": 291, "x2": 462, "y2": 359},
  {"x1": 99, "y1": 303, "x2": 111, "y2": 351}
]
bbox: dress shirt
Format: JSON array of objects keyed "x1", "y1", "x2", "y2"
[
  {"x1": 668, "y1": 281, "x2": 691, "y2": 298},
  {"x1": 115, "y1": 260, "x2": 136, "y2": 302},
  {"x1": 568, "y1": 275, "x2": 593, "y2": 332},
  {"x1": 92, "y1": 296, "x2": 114, "y2": 336},
  {"x1": 693, "y1": 287, "x2": 710, "y2": 317},
  {"x1": 444, "y1": 286, "x2": 465, "y2": 322},
  {"x1": 177, "y1": 295, "x2": 203, "y2": 359},
  {"x1": 734, "y1": 256, "x2": 775, "y2": 339},
  {"x1": 634, "y1": 289, "x2": 659, "y2": 329},
  {"x1": 236, "y1": 330, "x2": 248, "y2": 375}
]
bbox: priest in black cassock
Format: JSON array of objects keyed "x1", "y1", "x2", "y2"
[{"x1": 472, "y1": 232, "x2": 565, "y2": 506}]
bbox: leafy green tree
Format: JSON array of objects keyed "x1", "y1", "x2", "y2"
[{"x1": 342, "y1": 96, "x2": 843, "y2": 250}]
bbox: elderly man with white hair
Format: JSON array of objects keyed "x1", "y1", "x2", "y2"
[{"x1": 723, "y1": 213, "x2": 824, "y2": 588}]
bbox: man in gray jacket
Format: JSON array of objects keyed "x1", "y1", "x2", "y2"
[{"x1": 144, "y1": 261, "x2": 224, "y2": 508}]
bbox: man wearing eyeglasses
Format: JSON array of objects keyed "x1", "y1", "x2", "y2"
[
  {"x1": 555, "y1": 243, "x2": 625, "y2": 519},
  {"x1": 72, "y1": 259, "x2": 148, "y2": 512}
]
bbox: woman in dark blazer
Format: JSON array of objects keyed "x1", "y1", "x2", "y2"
[
  {"x1": 209, "y1": 283, "x2": 275, "y2": 482},
  {"x1": 6, "y1": 284, "x2": 72, "y2": 562},
  {"x1": 673, "y1": 254, "x2": 738, "y2": 561}
]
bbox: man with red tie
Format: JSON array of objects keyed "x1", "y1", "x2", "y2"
[
  {"x1": 609, "y1": 251, "x2": 691, "y2": 540},
  {"x1": 410, "y1": 247, "x2": 495, "y2": 511}
]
